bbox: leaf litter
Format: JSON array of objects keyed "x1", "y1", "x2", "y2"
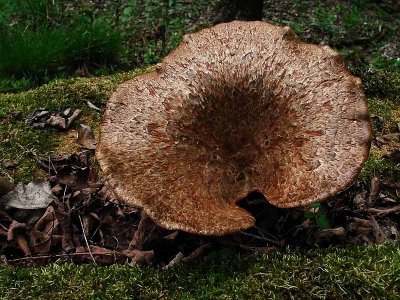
[{"x1": 27, "y1": 108, "x2": 81, "y2": 130}]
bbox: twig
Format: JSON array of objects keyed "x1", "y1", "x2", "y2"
[
  {"x1": 164, "y1": 243, "x2": 212, "y2": 269},
  {"x1": 367, "y1": 205, "x2": 400, "y2": 216},
  {"x1": 240, "y1": 231, "x2": 282, "y2": 246},
  {"x1": 238, "y1": 244, "x2": 280, "y2": 253},
  {"x1": 254, "y1": 225, "x2": 281, "y2": 242},
  {"x1": 85, "y1": 100, "x2": 102, "y2": 112},
  {"x1": 28, "y1": 152, "x2": 49, "y2": 170},
  {"x1": 49, "y1": 155, "x2": 58, "y2": 174},
  {"x1": 181, "y1": 243, "x2": 212, "y2": 263},
  {"x1": 78, "y1": 214, "x2": 96, "y2": 264}
]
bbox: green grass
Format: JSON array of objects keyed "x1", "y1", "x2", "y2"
[
  {"x1": 0, "y1": 19, "x2": 123, "y2": 93},
  {"x1": 0, "y1": 0, "x2": 209, "y2": 92},
  {"x1": 0, "y1": 243, "x2": 399, "y2": 299}
]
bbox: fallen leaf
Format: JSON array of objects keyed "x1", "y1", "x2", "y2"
[
  {"x1": 26, "y1": 109, "x2": 50, "y2": 129},
  {"x1": 163, "y1": 231, "x2": 179, "y2": 240},
  {"x1": 164, "y1": 252, "x2": 184, "y2": 268},
  {"x1": 53, "y1": 204, "x2": 75, "y2": 253},
  {"x1": 27, "y1": 108, "x2": 81, "y2": 130},
  {"x1": 76, "y1": 124, "x2": 97, "y2": 150},
  {"x1": 2, "y1": 160, "x2": 15, "y2": 169},
  {"x1": 9, "y1": 110, "x2": 22, "y2": 118},
  {"x1": 353, "y1": 190, "x2": 367, "y2": 209},
  {"x1": 30, "y1": 229, "x2": 52, "y2": 255},
  {"x1": 76, "y1": 245, "x2": 123, "y2": 264},
  {"x1": 15, "y1": 234, "x2": 31, "y2": 256},
  {"x1": 128, "y1": 212, "x2": 158, "y2": 250},
  {"x1": 316, "y1": 227, "x2": 347, "y2": 242},
  {"x1": 35, "y1": 152, "x2": 91, "y2": 191},
  {"x1": 368, "y1": 177, "x2": 381, "y2": 207},
  {"x1": 0, "y1": 181, "x2": 56, "y2": 209},
  {"x1": 370, "y1": 216, "x2": 388, "y2": 244},
  {"x1": 381, "y1": 133, "x2": 400, "y2": 143},
  {"x1": 7, "y1": 220, "x2": 26, "y2": 241}
]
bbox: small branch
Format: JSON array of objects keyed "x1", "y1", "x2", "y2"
[
  {"x1": 28, "y1": 152, "x2": 49, "y2": 171},
  {"x1": 238, "y1": 244, "x2": 280, "y2": 253},
  {"x1": 367, "y1": 205, "x2": 400, "y2": 216},
  {"x1": 79, "y1": 214, "x2": 96, "y2": 264},
  {"x1": 240, "y1": 231, "x2": 282, "y2": 246}
]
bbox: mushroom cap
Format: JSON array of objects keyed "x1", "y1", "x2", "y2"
[{"x1": 96, "y1": 21, "x2": 371, "y2": 236}]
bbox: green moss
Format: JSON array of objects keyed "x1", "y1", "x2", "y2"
[
  {"x1": 359, "y1": 150, "x2": 400, "y2": 185},
  {"x1": 0, "y1": 68, "x2": 151, "y2": 118},
  {"x1": 367, "y1": 97, "x2": 399, "y2": 133},
  {"x1": 353, "y1": 68, "x2": 400, "y2": 102},
  {"x1": 0, "y1": 243, "x2": 399, "y2": 299},
  {"x1": 0, "y1": 67, "x2": 151, "y2": 182},
  {"x1": 368, "y1": 98, "x2": 396, "y2": 119}
]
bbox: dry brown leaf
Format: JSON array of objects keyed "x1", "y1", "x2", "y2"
[
  {"x1": 7, "y1": 220, "x2": 26, "y2": 241},
  {"x1": 370, "y1": 216, "x2": 388, "y2": 244},
  {"x1": 27, "y1": 108, "x2": 81, "y2": 130},
  {"x1": 368, "y1": 177, "x2": 381, "y2": 207},
  {"x1": 15, "y1": 234, "x2": 31, "y2": 256},
  {"x1": 76, "y1": 124, "x2": 97, "y2": 150},
  {"x1": 0, "y1": 181, "x2": 56, "y2": 209}
]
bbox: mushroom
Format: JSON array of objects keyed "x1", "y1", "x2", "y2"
[{"x1": 96, "y1": 21, "x2": 371, "y2": 236}]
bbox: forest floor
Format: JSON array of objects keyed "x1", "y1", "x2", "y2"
[{"x1": 0, "y1": 0, "x2": 400, "y2": 299}]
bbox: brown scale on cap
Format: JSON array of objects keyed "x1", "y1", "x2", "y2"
[{"x1": 96, "y1": 21, "x2": 372, "y2": 236}]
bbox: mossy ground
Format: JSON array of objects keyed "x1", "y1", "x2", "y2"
[
  {"x1": 0, "y1": 243, "x2": 399, "y2": 299},
  {"x1": 0, "y1": 68, "x2": 151, "y2": 182}
]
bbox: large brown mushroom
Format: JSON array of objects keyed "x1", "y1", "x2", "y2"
[{"x1": 96, "y1": 21, "x2": 371, "y2": 236}]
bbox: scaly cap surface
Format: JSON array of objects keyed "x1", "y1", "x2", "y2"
[{"x1": 96, "y1": 21, "x2": 371, "y2": 235}]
